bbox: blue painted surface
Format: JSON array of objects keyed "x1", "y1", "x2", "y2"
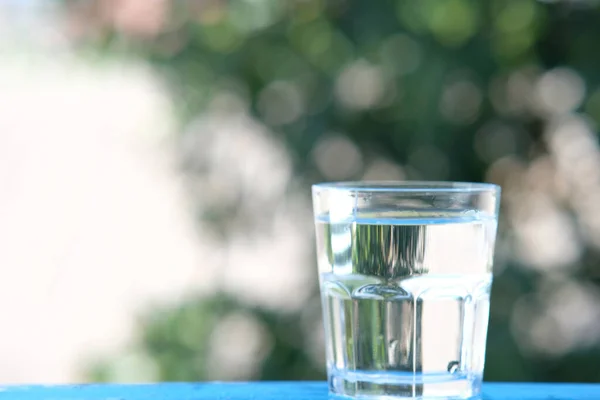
[{"x1": 0, "y1": 382, "x2": 597, "y2": 399}]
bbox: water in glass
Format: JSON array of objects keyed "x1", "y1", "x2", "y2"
[{"x1": 316, "y1": 211, "x2": 495, "y2": 399}]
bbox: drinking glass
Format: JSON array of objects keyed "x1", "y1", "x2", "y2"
[{"x1": 312, "y1": 181, "x2": 500, "y2": 399}]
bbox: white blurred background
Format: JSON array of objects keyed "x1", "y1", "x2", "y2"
[{"x1": 0, "y1": 2, "x2": 202, "y2": 382}]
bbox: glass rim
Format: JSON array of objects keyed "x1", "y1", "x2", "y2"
[{"x1": 312, "y1": 180, "x2": 500, "y2": 194}]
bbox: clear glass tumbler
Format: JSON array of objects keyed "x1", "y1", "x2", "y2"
[{"x1": 312, "y1": 182, "x2": 500, "y2": 399}]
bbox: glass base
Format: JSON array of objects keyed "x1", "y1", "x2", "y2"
[{"x1": 328, "y1": 370, "x2": 482, "y2": 399}]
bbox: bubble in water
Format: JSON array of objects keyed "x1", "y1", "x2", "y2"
[{"x1": 447, "y1": 361, "x2": 460, "y2": 374}]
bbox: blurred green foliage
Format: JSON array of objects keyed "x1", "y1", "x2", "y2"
[
  {"x1": 75, "y1": 0, "x2": 600, "y2": 383},
  {"x1": 87, "y1": 294, "x2": 323, "y2": 382}
]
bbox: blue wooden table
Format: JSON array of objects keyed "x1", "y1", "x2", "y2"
[{"x1": 0, "y1": 382, "x2": 597, "y2": 399}]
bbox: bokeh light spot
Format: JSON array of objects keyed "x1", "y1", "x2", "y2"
[
  {"x1": 312, "y1": 134, "x2": 363, "y2": 180},
  {"x1": 512, "y1": 195, "x2": 582, "y2": 270},
  {"x1": 440, "y1": 79, "x2": 482, "y2": 124},
  {"x1": 362, "y1": 158, "x2": 405, "y2": 181},
  {"x1": 199, "y1": 22, "x2": 243, "y2": 53},
  {"x1": 495, "y1": 1, "x2": 537, "y2": 33},
  {"x1": 379, "y1": 34, "x2": 422, "y2": 76},
  {"x1": 228, "y1": 0, "x2": 281, "y2": 34},
  {"x1": 207, "y1": 312, "x2": 273, "y2": 380},
  {"x1": 427, "y1": 0, "x2": 478, "y2": 47},
  {"x1": 257, "y1": 81, "x2": 304, "y2": 126},
  {"x1": 534, "y1": 67, "x2": 586, "y2": 116},
  {"x1": 335, "y1": 61, "x2": 386, "y2": 111}
]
